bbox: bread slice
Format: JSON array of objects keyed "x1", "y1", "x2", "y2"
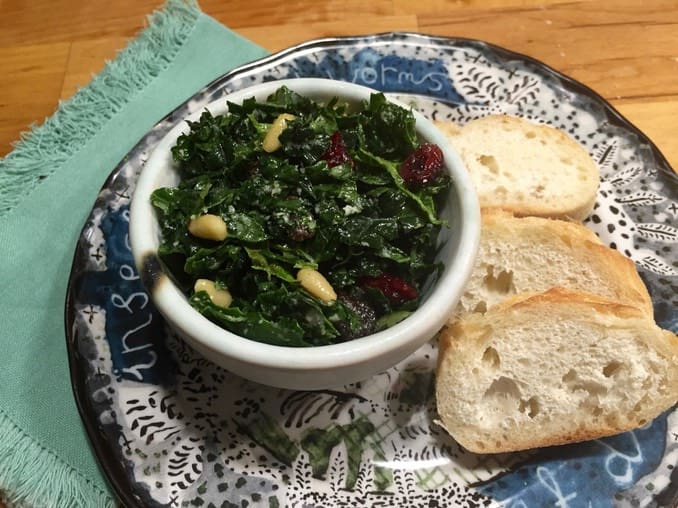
[
  {"x1": 457, "y1": 209, "x2": 654, "y2": 316},
  {"x1": 434, "y1": 115, "x2": 600, "y2": 220},
  {"x1": 435, "y1": 288, "x2": 678, "y2": 454}
]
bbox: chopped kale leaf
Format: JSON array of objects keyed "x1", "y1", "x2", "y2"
[{"x1": 151, "y1": 86, "x2": 450, "y2": 346}]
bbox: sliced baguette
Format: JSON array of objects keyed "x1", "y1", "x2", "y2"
[
  {"x1": 435, "y1": 115, "x2": 600, "y2": 220},
  {"x1": 435, "y1": 288, "x2": 678, "y2": 454},
  {"x1": 457, "y1": 209, "x2": 653, "y2": 316}
]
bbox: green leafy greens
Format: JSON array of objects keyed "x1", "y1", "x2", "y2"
[{"x1": 151, "y1": 86, "x2": 450, "y2": 347}]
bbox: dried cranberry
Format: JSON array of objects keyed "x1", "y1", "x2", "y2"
[
  {"x1": 399, "y1": 143, "x2": 444, "y2": 185},
  {"x1": 360, "y1": 274, "x2": 418, "y2": 304},
  {"x1": 322, "y1": 131, "x2": 353, "y2": 167}
]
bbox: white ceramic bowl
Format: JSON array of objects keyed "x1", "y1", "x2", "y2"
[{"x1": 130, "y1": 78, "x2": 480, "y2": 390}]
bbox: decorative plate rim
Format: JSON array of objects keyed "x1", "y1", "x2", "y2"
[{"x1": 64, "y1": 32, "x2": 677, "y2": 508}]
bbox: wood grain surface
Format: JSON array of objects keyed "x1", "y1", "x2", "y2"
[{"x1": 0, "y1": 0, "x2": 676, "y2": 504}]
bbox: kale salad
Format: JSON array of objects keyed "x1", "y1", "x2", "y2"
[{"x1": 151, "y1": 86, "x2": 451, "y2": 347}]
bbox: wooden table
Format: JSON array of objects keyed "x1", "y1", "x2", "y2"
[{"x1": 0, "y1": 0, "x2": 676, "y2": 505}]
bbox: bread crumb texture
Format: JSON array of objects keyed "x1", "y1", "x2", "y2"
[
  {"x1": 456, "y1": 209, "x2": 653, "y2": 316},
  {"x1": 436, "y1": 289, "x2": 678, "y2": 454},
  {"x1": 435, "y1": 115, "x2": 600, "y2": 220}
]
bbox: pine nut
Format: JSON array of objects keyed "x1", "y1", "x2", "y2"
[
  {"x1": 188, "y1": 214, "x2": 228, "y2": 241},
  {"x1": 194, "y1": 279, "x2": 232, "y2": 308},
  {"x1": 262, "y1": 113, "x2": 296, "y2": 153},
  {"x1": 297, "y1": 268, "x2": 337, "y2": 302}
]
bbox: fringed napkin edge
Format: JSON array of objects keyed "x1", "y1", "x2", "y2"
[{"x1": 0, "y1": 1, "x2": 203, "y2": 505}]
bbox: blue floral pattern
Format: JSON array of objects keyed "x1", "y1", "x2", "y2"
[{"x1": 66, "y1": 33, "x2": 677, "y2": 508}]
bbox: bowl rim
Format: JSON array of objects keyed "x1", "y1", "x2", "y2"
[{"x1": 129, "y1": 77, "x2": 480, "y2": 371}]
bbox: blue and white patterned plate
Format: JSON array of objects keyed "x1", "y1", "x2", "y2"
[{"x1": 65, "y1": 33, "x2": 678, "y2": 508}]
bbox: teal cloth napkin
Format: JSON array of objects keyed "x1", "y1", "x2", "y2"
[{"x1": 0, "y1": 1, "x2": 268, "y2": 505}]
